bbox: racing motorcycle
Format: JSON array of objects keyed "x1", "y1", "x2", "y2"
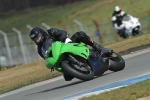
[
  {"x1": 42, "y1": 39, "x2": 125, "y2": 81},
  {"x1": 121, "y1": 14, "x2": 142, "y2": 38}
]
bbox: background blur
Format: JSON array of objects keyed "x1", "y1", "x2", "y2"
[{"x1": 0, "y1": 0, "x2": 150, "y2": 67}]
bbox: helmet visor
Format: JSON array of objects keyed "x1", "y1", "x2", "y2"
[
  {"x1": 116, "y1": 10, "x2": 121, "y2": 16},
  {"x1": 32, "y1": 34, "x2": 42, "y2": 44}
]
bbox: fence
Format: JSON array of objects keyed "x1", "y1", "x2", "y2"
[{"x1": 0, "y1": 14, "x2": 150, "y2": 67}]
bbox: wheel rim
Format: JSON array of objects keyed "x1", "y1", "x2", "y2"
[{"x1": 69, "y1": 62, "x2": 93, "y2": 75}]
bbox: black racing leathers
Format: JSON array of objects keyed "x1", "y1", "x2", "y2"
[
  {"x1": 47, "y1": 28, "x2": 68, "y2": 42},
  {"x1": 37, "y1": 28, "x2": 68, "y2": 59},
  {"x1": 37, "y1": 28, "x2": 96, "y2": 59},
  {"x1": 36, "y1": 28, "x2": 96, "y2": 81}
]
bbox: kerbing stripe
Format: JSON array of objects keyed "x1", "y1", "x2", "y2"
[{"x1": 59, "y1": 73, "x2": 150, "y2": 100}]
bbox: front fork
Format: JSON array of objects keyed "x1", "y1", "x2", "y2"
[
  {"x1": 67, "y1": 55, "x2": 80, "y2": 65},
  {"x1": 67, "y1": 55, "x2": 91, "y2": 72}
]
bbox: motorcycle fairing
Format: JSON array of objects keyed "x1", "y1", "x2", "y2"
[
  {"x1": 122, "y1": 15, "x2": 141, "y2": 36},
  {"x1": 88, "y1": 56, "x2": 109, "y2": 76},
  {"x1": 45, "y1": 41, "x2": 90, "y2": 72}
]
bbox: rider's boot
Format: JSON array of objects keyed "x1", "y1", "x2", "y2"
[
  {"x1": 71, "y1": 31, "x2": 112, "y2": 56},
  {"x1": 91, "y1": 41, "x2": 113, "y2": 56},
  {"x1": 63, "y1": 73, "x2": 74, "y2": 81},
  {"x1": 92, "y1": 41, "x2": 103, "y2": 52}
]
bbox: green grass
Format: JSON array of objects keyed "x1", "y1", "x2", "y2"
[
  {"x1": 0, "y1": 0, "x2": 98, "y2": 32},
  {"x1": 1, "y1": 0, "x2": 150, "y2": 47},
  {"x1": 0, "y1": 0, "x2": 150, "y2": 33},
  {"x1": 80, "y1": 79, "x2": 150, "y2": 100},
  {"x1": 0, "y1": 60, "x2": 62, "y2": 94},
  {"x1": 0, "y1": 72, "x2": 62, "y2": 93}
]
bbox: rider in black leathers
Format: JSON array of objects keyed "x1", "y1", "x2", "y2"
[{"x1": 29, "y1": 27, "x2": 112, "y2": 81}]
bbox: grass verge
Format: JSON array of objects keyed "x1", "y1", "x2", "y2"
[
  {"x1": 0, "y1": 0, "x2": 150, "y2": 33},
  {"x1": 80, "y1": 79, "x2": 150, "y2": 100},
  {"x1": 0, "y1": 60, "x2": 62, "y2": 94},
  {"x1": 0, "y1": 33, "x2": 150, "y2": 95}
]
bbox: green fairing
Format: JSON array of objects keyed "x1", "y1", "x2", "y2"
[{"x1": 45, "y1": 41, "x2": 90, "y2": 72}]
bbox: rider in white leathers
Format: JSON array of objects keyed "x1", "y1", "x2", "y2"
[{"x1": 111, "y1": 6, "x2": 128, "y2": 38}]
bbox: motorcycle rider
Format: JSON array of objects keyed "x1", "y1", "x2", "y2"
[
  {"x1": 29, "y1": 27, "x2": 112, "y2": 81},
  {"x1": 111, "y1": 6, "x2": 128, "y2": 38}
]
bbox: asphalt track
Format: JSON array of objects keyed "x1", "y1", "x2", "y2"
[{"x1": 0, "y1": 48, "x2": 150, "y2": 100}]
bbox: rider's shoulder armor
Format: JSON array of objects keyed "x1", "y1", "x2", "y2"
[
  {"x1": 120, "y1": 11, "x2": 125, "y2": 16},
  {"x1": 112, "y1": 16, "x2": 117, "y2": 21},
  {"x1": 47, "y1": 28, "x2": 58, "y2": 36}
]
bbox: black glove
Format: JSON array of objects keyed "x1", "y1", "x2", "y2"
[{"x1": 101, "y1": 48, "x2": 113, "y2": 57}]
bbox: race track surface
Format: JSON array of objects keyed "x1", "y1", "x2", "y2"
[{"x1": 1, "y1": 48, "x2": 150, "y2": 100}]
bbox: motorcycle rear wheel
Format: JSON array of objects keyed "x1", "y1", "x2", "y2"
[{"x1": 61, "y1": 60, "x2": 94, "y2": 81}]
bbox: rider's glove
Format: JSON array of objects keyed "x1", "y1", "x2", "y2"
[{"x1": 101, "y1": 48, "x2": 113, "y2": 57}]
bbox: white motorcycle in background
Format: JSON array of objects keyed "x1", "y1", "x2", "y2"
[{"x1": 116, "y1": 14, "x2": 142, "y2": 38}]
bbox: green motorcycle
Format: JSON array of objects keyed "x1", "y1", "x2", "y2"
[{"x1": 41, "y1": 40, "x2": 125, "y2": 81}]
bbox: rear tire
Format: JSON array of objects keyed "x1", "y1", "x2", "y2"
[
  {"x1": 109, "y1": 52, "x2": 125, "y2": 72},
  {"x1": 61, "y1": 60, "x2": 94, "y2": 81}
]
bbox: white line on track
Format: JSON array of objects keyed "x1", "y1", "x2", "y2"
[
  {"x1": 0, "y1": 76, "x2": 63, "y2": 98},
  {"x1": 123, "y1": 47, "x2": 150, "y2": 59},
  {"x1": 58, "y1": 71, "x2": 150, "y2": 100}
]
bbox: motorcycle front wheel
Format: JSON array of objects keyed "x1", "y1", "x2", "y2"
[
  {"x1": 61, "y1": 60, "x2": 94, "y2": 81},
  {"x1": 108, "y1": 52, "x2": 125, "y2": 72}
]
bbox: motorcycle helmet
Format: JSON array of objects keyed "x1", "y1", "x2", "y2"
[
  {"x1": 29, "y1": 27, "x2": 47, "y2": 45},
  {"x1": 114, "y1": 6, "x2": 122, "y2": 16}
]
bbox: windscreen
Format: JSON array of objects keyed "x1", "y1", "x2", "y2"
[{"x1": 41, "y1": 40, "x2": 52, "y2": 58}]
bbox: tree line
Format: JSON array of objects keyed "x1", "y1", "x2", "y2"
[{"x1": 0, "y1": 0, "x2": 79, "y2": 15}]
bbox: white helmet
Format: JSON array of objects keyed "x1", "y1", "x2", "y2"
[{"x1": 114, "y1": 6, "x2": 122, "y2": 16}]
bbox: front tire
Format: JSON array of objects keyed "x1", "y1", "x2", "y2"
[
  {"x1": 109, "y1": 52, "x2": 125, "y2": 72},
  {"x1": 61, "y1": 60, "x2": 94, "y2": 81}
]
